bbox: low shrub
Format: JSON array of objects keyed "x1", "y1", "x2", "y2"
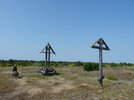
[
  {"x1": 30, "y1": 74, "x2": 45, "y2": 79},
  {"x1": 74, "y1": 61, "x2": 83, "y2": 66},
  {"x1": 51, "y1": 63, "x2": 59, "y2": 67},
  {"x1": 83, "y1": 63, "x2": 99, "y2": 71},
  {"x1": 110, "y1": 63, "x2": 118, "y2": 67}
]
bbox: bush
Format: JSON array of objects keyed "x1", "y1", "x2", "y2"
[
  {"x1": 83, "y1": 63, "x2": 99, "y2": 71},
  {"x1": 8, "y1": 59, "x2": 15, "y2": 66},
  {"x1": 74, "y1": 61, "x2": 83, "y2": 66},
  {"x1": 51, "y1": 62, "x2": 59, "y2": 67},
  {"x1": 122, "y1": 62, "x2": 133, "y2": 67},
  {"x1": 110, "y1": 63, "x2": 118, "y2": 67}
]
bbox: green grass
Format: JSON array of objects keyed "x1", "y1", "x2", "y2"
[
  {"x1": 79, "y1": 85, "x2": 88, "y2": 88},
  {"x1": 29, "y1": 74, "x2": 46, "y2": 79},
  {"x1": 54, "y1": 82, "x2": 60, "y2": 85},
  {"x1": 107, "y1": 76, "x2": 118, "y2": 81}
]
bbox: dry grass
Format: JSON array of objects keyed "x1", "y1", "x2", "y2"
[
  {"x1": 0, "y1": 66, "x2": 134, "y2": 100},
  {"x1": 0, "y1": 77, "x2": 16, "y2": 94}
]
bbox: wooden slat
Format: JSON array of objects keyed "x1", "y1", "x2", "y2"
[
  {"x1": 48, "y1": 43, "x2": 56, "y2": 55},
  {"x1": 40, "y1": 43, "x2": 56, "y2": 55},
  {"x1": 92, "y1": 46, "x2": 110, "y2": 50},
  {"x1": 91, "y1": 38, "x2": 110, "y2": 51}
]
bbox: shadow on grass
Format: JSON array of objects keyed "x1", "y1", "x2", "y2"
[
  {"x1": 44, "y1": 72, "x2": 60, "y2": 76},
  {"x1": 17, "y1": 76, "x2": 23, "y2": 78},
  {"x1": 12, "y1": 75, "x2": 24, "y2": 79},
  {"x1": 105, "y1": 81, "x2": 122, "y2": 88}
]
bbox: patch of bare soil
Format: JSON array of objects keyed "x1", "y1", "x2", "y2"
[
  {"x1": 52, "y1": 81, "x2": 75, "y2": 93},
  {"x1": 13, "y1": 77, "x2": 43, "y2": 97},
  {"x1": 14, "y1": 77, "x2": 27, "y2": 86},
  {"x1": 1, "y1": 71, "x2": 12, "y2": 74},
  {"x1": 38, "y1": 77, "x2": 65, "y2": 84},
  {"x1": 38, "y1": 77, "x2": 76, "y2": 94},
  {"x1": 27, "y1": 87, "x2": 42, "y2": 96}
]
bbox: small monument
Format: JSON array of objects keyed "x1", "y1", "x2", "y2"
[
  {"x1": 38, "y1": 43, "x2": 58, "y2": 75},
  {"x1": 91, "y1": 38, "x2": 110, "y2": 87}
]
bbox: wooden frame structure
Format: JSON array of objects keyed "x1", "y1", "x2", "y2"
[
  {"x1": 91, "y1": 38, "x2": 110, "y2": 87},
  {"x1": 39, "y1": 43, "x2": 57, "y2": 75},
  {"x1": 40, "y1": 43, "x2": 56, "y2": 68}
]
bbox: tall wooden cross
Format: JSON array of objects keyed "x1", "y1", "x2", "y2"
[
  {"x1": 40, "y1": 43, "x2": 56, "y2": 68},
  {"x1": 91, "y1": 38, "x2": 110, "y2": 87}
]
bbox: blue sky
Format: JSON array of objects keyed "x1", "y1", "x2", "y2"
[{"x1": 0, "y1": 0, "x2": 134, "y2": 63}]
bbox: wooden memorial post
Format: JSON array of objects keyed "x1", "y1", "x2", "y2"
[
  {"x1": 39, "y1": 43, "x2": 57, "y2": 75},
  {"x1": 40, "y1": 43, "x2": 56, "y2": 68},
  {"x1": 91, "y1": 38, "x2": 110, "y2": 87}
]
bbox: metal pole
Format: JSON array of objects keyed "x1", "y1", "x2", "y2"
[{"x1": 48, "y1": 47, "x2": 50, "y2": 68}]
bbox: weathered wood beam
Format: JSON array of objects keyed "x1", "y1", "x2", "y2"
[
  {"x1": 91, "y1": 38, "x2": 110, "y2": 88},
  {"x1": 92, "y1": 46, "x2": 110, "y2": 50}
]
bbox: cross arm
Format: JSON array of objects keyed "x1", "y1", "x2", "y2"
[{"x1": 91, "y1": 46, "x2": 110, "y2": 50}]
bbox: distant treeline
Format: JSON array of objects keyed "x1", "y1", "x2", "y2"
[
  {"x1": 0, "y1": 59, "x2": 134, "y2": 67},
  {"x1": 0, "y1": 59, "x2": 82, "y2": 67},
  {"x1": 0, "y1": 59, "x2": 44, "y2": 67}
]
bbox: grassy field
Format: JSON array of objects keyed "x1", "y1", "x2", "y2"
[{"x1": 0, "y1": 66, "x2": 134, "y2": 100}]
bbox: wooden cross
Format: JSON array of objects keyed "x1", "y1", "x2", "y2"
[
  {"x1": 40, "y1": 43, "x2": 56, "y2": 68},
  {"x1": 91, "y1": 38, "x2": 110, "y2": 87}
]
